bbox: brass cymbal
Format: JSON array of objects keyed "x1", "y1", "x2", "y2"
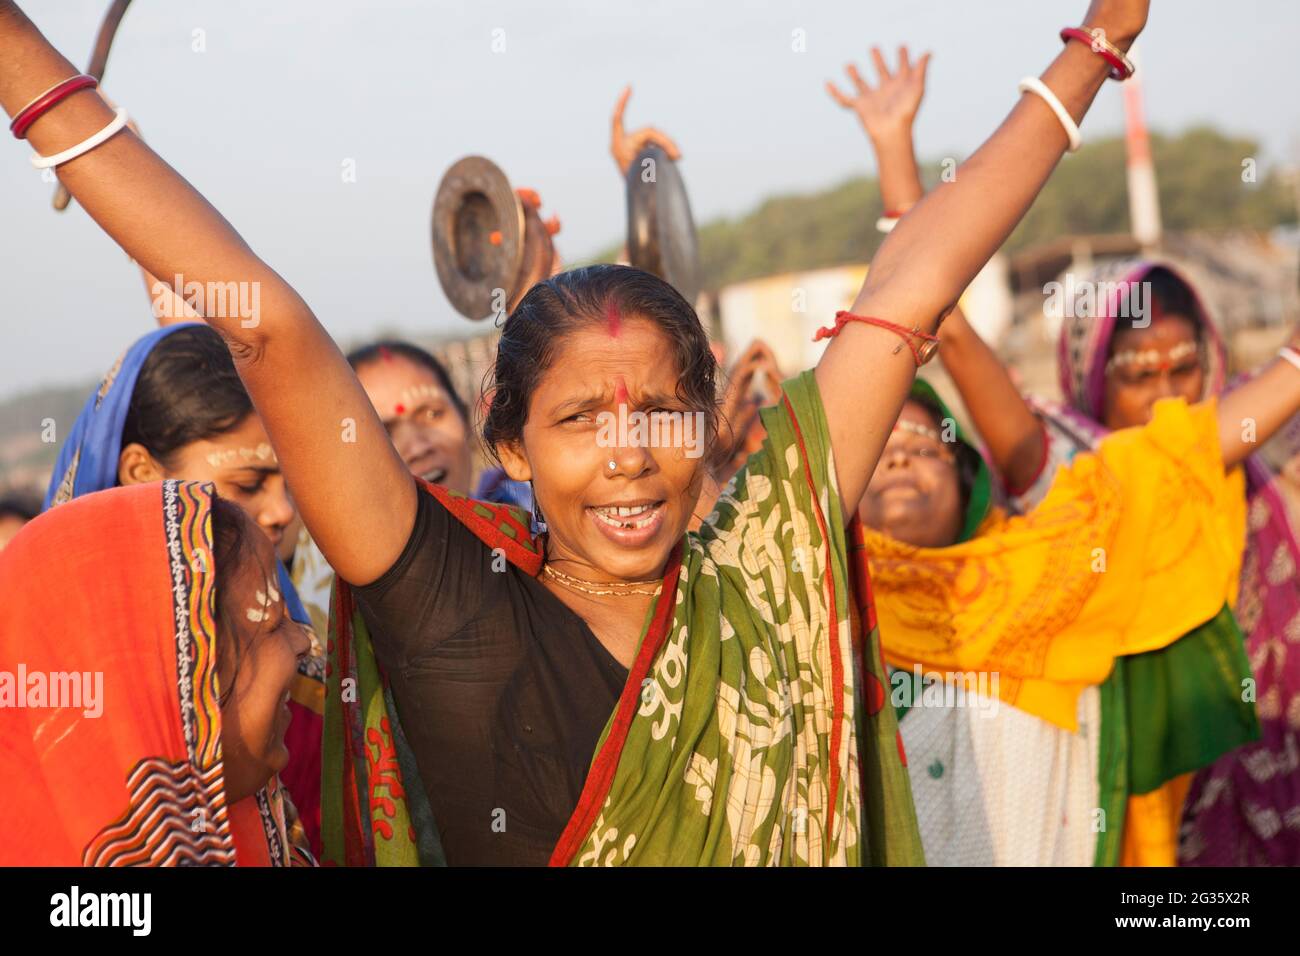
[{"x1": 432, "y1": 156, "x2": 526, "y2": 321}]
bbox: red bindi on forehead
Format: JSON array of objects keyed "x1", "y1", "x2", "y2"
[{"x1": 614, "y1": 374, "x2": 630, "y2": 406}]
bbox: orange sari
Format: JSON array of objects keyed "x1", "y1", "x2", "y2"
[{"x1": 0, "y1": 480, "x2": 298, "y2": 866}]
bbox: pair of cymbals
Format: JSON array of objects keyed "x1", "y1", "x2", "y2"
[{"x1": 432, "y1": 146, "x2": 700, "y2": 321}]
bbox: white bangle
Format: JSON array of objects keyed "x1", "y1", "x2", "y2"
[
  {"x1": 1277, "y1": 346, "x2": 1300, "y2": 373},
  {"x1": 1017, "y1": 77, "x2": 1081, "y2": 153},
  {"x1": 30, "y1": 106, "x2": 130, "y2": 169},
  {"x1": 876, "y1": 216, "x2": 899, "y2": 234}
]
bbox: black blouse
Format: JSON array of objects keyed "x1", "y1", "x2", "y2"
[{"x1": 354, "y1": 489, "x2": 628, "y2": 866}]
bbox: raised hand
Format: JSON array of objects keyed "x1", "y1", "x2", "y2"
[
  {"x1": 826, "y1": 46, "x2": 931, "y2": 143},
  {"x1": 610, "y1": 85, "x2": 682, "y2": 177}
]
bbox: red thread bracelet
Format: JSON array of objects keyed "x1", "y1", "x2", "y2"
[
  {"x1": 1060, "y1": 27, "x2": 1134, "y2": 81},
  {"x1": 813, "y1": 311, "x2": 939, "y2": 367},
  {"x1": 10, "y1": 74, "x2": 99, "y2": 139}
]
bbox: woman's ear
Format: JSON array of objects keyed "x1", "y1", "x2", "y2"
[
  {"x1": 117, "y1": 442, "x2": 166, "y2": 486},
  {"x1": 495, "y1": 440, "x2": 532, "y2": 483}
]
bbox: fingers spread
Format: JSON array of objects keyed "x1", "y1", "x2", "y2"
[
  {"x1": 825, "y1": 80, "x2": 853, "y2": 108},
  {"x1": 916, "y1": 51, "x2": 932, "y2": 80},
  {"x1": 847, "y1": 62, "x2": 869, "y2": 94},
  {"x1": 870, "y1": 46, "x2": 890, "y2": 83}
]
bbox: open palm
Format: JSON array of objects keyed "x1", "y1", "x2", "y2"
[{"x1": 827, "y1": 45, "x2": 931, "y2": 141}]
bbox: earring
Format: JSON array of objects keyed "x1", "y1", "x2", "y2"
[{"x1": 529, "y1": 481, "x2": 547, "y2": 534}]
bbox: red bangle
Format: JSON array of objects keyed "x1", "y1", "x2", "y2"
[
  {"x1": 1060, "y1": 27, "x2": 1134, "y2": 81},
  {"x1": 882, "y1": 209, "x2": 907, "y2": 219},
  {"x1": 813, "y1": 311, "x2": 940, "y2": 367},
  {"x1": 10, "y1": 74, "x2": 99, "y2": 139}
]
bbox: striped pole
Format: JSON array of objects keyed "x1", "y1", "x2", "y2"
[{"x1": 1123, "y1": 43, "x2": 1163, "y2": 250}]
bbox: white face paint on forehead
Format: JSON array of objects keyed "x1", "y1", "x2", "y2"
[
  {"x1": 1104, "y1": 340, "x2": 1200, "y2": 375},
  {"x1": 892, "y1": 419, "x2": 942, "y2": 443},
  {"x1": 205, "y1": 443, "x2": 278, "y2": 469},
  {"x1": 245, "y1": 578, "x2": 282, "y2": 624},
  {"x1": 393, "y1": 382, "x2": 447, "y2": 415}
]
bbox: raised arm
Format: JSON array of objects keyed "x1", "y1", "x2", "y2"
[
  {"x1": 1216, "y1": 330, "x2": 1300, "y2": 469},
  {"x1": 829, "y1": 45, "x2": 1047, "y2": 492},
  {"x1": 0, "y1": 2, "x2": 413, "y2": 585},
  {"x1": 815, "y1": 0, "x2": 1147, "y2": 516}
]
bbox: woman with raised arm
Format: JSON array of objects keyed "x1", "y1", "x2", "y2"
[
  {"x1": 833, "y1": 45, "x2": 1300, "y2": 865},
  {"x1": 2, "y1": 0, "x2": 1150, "y2": 865}
]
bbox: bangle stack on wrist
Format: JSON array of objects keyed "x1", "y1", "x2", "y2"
[
  {"x1": 10, "y1": 72, "x2": 131, "y2": 170},
  {"x1": 1017, "y1": 25, "x2": 1136, "y2": 156}
]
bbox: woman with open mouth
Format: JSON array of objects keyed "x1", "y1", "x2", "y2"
[
  {"x1": 0, "y1": 481, "x2": 313, "y2": 866},
  {"x1": 347, "y1": 340, "x2": 476, "y2": 497},
  {"x1": 0, "y1": 0, "x2": 1153, "y2": 865}
]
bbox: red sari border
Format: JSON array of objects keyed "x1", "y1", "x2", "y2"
[
  {"x1": 780, "y1": 391, "x2": 847, "y2": 849},
  {"x1": 548, "y1": 543, "x2": 684, "y2": 866}
]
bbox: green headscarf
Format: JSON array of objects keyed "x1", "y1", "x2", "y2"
[{"x1": 906, "y1": 378, "x2": 992, "y2": 543}]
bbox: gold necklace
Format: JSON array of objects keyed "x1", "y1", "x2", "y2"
[{"x1": 543, "y1": 563, "x2": 661, "y2": 597}]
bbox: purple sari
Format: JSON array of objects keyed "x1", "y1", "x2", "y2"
[{"x1": 1181, "y1": 406, "x2": 1300, "y2": 864}]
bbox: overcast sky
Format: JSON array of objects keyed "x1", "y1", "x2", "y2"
[{"x1": 3, "y1": 0, "x2": 1298, "y2": 401}]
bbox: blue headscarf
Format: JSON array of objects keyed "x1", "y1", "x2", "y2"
[
  {"x1": 43, "y1": 322, "x2": 309, "y2": 624},
  {"x1": 45, "y1": 323, "x2": 195, "y2": 511}
]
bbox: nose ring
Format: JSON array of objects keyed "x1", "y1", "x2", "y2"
[{"x1": 607, "y1": 460, "x2": 617, "y2": 471}]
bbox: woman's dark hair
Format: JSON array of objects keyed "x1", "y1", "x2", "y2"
[
  {"x1": 346, "y1": 340, "x2": 469, "y2": 423},
  {"x1": 910, "y1": 393, "x2": 981, "y2": 519},
  {"x1": 210, "y1": 493, "x2": 261, "y2": 707},
  {"x1": 120, "y1": 325, "x2": 254, "y2": 469},
  {"x1": 1111, "y1": 266, "x2": 1206, "y2": 340},
  {"x1": 482, "y1": 265, "x2": 718, "y2": 458},
  {"x1": 0, "y1": 492, "x2": 39, "y2": 524}
]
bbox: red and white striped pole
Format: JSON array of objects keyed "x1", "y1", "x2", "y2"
[{"x1": 1123, "y1": 43, "x2": 1163, "y2": 250}]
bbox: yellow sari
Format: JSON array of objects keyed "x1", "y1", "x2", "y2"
[{"x1": 868, "y1": 397, "x2": 1251, "y2": 866}]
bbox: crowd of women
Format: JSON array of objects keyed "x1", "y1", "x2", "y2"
[{"x1": 1, "y1": 0, "x2": 1297, "y2": 867}]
